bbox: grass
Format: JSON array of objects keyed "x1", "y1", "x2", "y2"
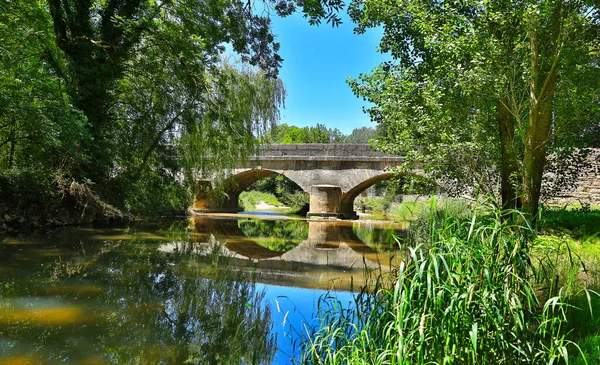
[
  {"x1": 299, "y1": 198, "x2": 600, "y2": 365},
  {"x1": 239, "y1": 190, "x2": 284, "y2": 211},
  {"x1": 534, "y1": 206, "x2": 600, "y2": 364},
  {"x1": 357, "y1": 197, "x2": 471, "y2": 221},
  {"x1": 539, "y1": 206, "x2": 600, "y2": 243}
]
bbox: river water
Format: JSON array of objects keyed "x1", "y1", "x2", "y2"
[{"x1": 0, "y1": 213, "x2": 406, "y2": 365}]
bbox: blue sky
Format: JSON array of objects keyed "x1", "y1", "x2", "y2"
[{"x1": 270, "y1": 11, "x2": 388, "y2": 135}]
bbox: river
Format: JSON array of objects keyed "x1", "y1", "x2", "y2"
[{"x1": 0, "y1": 212, "x2": 406, "y2": 364}]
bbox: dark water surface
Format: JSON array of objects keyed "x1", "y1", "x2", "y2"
[{"x1": 0, "y1": 214, "x2": 405, "y2": 365}]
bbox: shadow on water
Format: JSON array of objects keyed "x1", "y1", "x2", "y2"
[{"x1": 0, "y1": 215, "x2": 406, "y2": 364}]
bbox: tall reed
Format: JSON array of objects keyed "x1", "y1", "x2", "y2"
[{"x1": 299, "y1": 199, "x2": 585, "y2": 364}]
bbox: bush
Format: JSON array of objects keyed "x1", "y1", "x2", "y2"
[
  {"x1": 0, "y1": 168, "x2": 123, "y2": 230},
  {"x1": 0, "y1": 168, "x2": 58, "y2": 210},
  {"x1": 119, "y1": 171, "x2": 190, "y2": 217},
  {"x1": 280, "y1": 190, "x2": 310, "y2": 212}
]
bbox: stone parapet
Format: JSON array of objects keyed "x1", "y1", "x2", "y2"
[{"x1": 248, "y1": 144, "x2": 405, "y2": 162}]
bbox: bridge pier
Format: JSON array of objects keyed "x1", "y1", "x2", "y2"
[{"x1": 307, "y1": 185, "x2": 358, "y2": 219}]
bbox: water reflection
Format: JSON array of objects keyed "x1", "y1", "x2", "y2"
[
  {"x1": 0, "y1": 236, "x2": 274, "y2": 364},
  {"x1": 183, "y1": 218, "x2": 404, "y2": 291},
  {"x1": 0, "y1": 216, "x2": 405, "y2": 364}
]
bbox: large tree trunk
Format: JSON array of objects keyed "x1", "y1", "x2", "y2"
[
  {"x1": 522, "y1": 83, "x2": 555, "y2": 218},
  {"x1": 47, "y1": 0, "x2": 142, "y2": 184},
  {"x1": 498, "y1": 98, "x2": 519, "y2": 210},
  {"x1": 522, "y1": 2, "x2": 561, "y2": 219}
]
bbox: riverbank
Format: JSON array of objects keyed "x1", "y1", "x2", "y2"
[{"x1": 0, "y1": 172, "x2": 126, "y2": 233}]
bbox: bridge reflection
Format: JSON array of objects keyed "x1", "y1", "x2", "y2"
[{"x1": 160, "y1": 217, "x2": 406, "y2": 291}]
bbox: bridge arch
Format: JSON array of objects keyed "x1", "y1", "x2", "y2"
[
  {"x1": 194, "y1": 168, "x2": 308, "y2": 213},
  {"x1": 340, "y1": 172, "x2": 393, "y2": 215},
  {"x1": 227, "y1": 169, "x2": 279, "y2": 192},
  {"x1": 339, "y1": 171, "x2": 425, "y2": 217},
  {"x1": 226, "y1": 168, "x2": 307, "y2": 211}
]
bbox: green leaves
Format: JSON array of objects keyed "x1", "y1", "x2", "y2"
[
  {"x1": 0, "y1": 0, "x2": 89, "y2": 172},
  {"x1": 349, "y1": 0, "x2": 600, "y2": 213},
  {"x1": 177, "y1": 61, "x2": 285, "y2": 183},
  {"x1": 301, "y1": 201, "x2": 586, "y2": 364},
  {"x1": 264, "y1": 123, "x2": 346, "y2": 144}
]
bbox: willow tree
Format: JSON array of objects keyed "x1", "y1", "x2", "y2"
[
  {"x1": 111, "y1": 47, "x2": 285, "y2": 213},
  {"x1": 176, "y1": 61, "x2": 286, "y2": 184},
  {"x1": 45, "y1": 0, "x2": 342, "y2": 185},
  {"x1": 349, "y1": 0, "x2": 600, "y2": 216}
]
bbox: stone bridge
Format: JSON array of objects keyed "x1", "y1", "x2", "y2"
[{"x1": 193, "y1": 144, "x2": 418, "y2": 219}]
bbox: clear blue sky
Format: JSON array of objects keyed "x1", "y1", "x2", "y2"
[{"x1": 270, "y1": 11, "x2": 388, "y2": 135}]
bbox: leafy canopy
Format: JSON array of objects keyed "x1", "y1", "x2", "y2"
[{"x1": 348, "y1": 0, "x2": 600, "y2": 213}]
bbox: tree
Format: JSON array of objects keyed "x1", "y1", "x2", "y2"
[
  {"x1": 348, "y1": 0, "x2": 600, "y2": 216},
  {"x1": 265, "y1": 123, "x2": 345, "y2": 143},
  {"x1": 346, "y1": 126, "x2": 377, "y2": 143},
  {"x1": 45, "y1": 0, "x2": 343, "y2": 184}
]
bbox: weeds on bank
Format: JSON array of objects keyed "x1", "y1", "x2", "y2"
[
  {"x1": 533, "y1": 207, "x2": 600, "y2": 364},
  {"x1": 299, "y1": 198, "x2": 597, "y2": 365}
]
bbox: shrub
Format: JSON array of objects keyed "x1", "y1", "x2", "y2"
[
  {"x1": 0, "y1": 168, "x2": 124, "y2": 230},
  {"x1": 280, "y1": 190, "x2": 310, "y2": 212},
  {"x1": 119, "y1": 171, "x2": 190, "y2": 217}
]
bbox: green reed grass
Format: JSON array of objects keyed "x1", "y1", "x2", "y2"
[{"x1": 299, "y1": 198, "x2": 590, "y2": 365}]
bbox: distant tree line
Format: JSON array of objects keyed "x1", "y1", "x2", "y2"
[{"x1": 263, "y1": 124, "x2": 380, "y2": 144}]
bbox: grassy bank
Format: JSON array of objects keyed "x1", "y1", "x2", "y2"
[
  {"x1": 536, "y1": 207, "x2": 600, "y2": 364},
  {"x1": 355, "y1": 196, "x2": 469, "y2": 221},
  {"x1": 239, "y1": 191, "x2": 285, "y2": 211},
  {"x1": 300, "y1": 200, "x2": 600, "y2": 364},
  {"x1": 239, "y1": 190, "x2": 309, "y2": 214}
]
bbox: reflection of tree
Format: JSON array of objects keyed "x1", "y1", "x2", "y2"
[
  {"x1": 238, "y1": 220, "x2": 308, "y2": 252},
  {"x1": 0, "y1": 234, "x2": 275, "y2": 365},
  {"x1": 352, "y1": 224, "x2": 399, "y2": 252}
]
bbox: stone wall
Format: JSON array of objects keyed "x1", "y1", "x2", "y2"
[{"x1": 545, "y1": 149, "x2": 600, "y2": 206}]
